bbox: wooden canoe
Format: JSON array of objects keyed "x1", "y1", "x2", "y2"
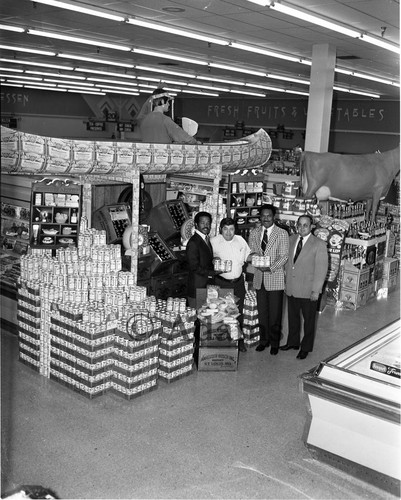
[{"x1": 1, "y1": 126, "x2": 272, "y2": 179}]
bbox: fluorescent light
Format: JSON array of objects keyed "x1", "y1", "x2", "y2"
[
  {"x1": 349, "y1": 89, "x2": 380, "y2": 98},
  {"x1": 285, "y1": 89, "x2": 309, "y2": 96},
  {"x1": 28, "y1": 29, "x2": 131, "y2": 51},
  {"x1": 0, "y1": 45, "x2": 56, "y2": 56},
  {"x1": 26, "y1": 85, "x2": 67, "y2": 91},
  {"x1": 230, "y1": 42, "x2": 300, "y2": 62},
  {"x1": 197, "y1": 76, "x2": 245, "y2": 86},
  {"x1": 60, "y1": 54, "x2": 134, "y2": 67},
  {"x1": 30, "y1": 0, "x2": 125, "y2": 22},
  {"x1": 209, "y1": 63, "x2": 266, "y2": 77},
  {"x1": 94, "y1": 84, "x2": 139, "y2": 92},
  {"x1": 161, "y1": 79, "x2": 188, "y2": 86},
  {"x1": 2, "y1": 83, "x2": 23, "y2": 87},
  {"x1": 267, "y1": 74, "x2": 309, "y2": 85},
  {"x1": 352, "y1": 72, "x2": 398, "y2": 85},
  {"x1": 87, "y1": 77, "x2": 137, "y2": 86},
  {"x1": 100, "y1": 89, "x2": 139, "y2": 95},
  {"x1": 1, "y1": 74, "x2": 42, "y2": 80},
  {"x1": 300, "y1": 59, "x2": 312, "y2": 66},
  {"x1": 127, "y1": 18, "x2": 228, "y2": 46},
  {"x1": 267, "y1": 2, "x2": 360, "y2": 38},
  {"x1": 9, "y1": 80, "x2": 56, "y2": 86},
  {"x1": 335, "y1": 68, "x2": 353, "y2": 76},
  {"x1": 66, "y1": 89, "x2": 105, "y2": 95},
  {"x1": 187, "y1": 83, "x2": 229, "y2": 92},
  {"x1": 0, "y1": 24, "x2": 25, "y2": 33},
  {"x1": 132, "y1": 48, "x2": 207, "y2": 65},
  {"x1": 44, "y1": 78, "x2": 94, "y2": 86},
  {"x1": 245, "y1": 82, "x2": 284, "y2": 92},
  {"x1": 360, "y1": 35, "x2": 400, "y2": 54},
  {"x1": 0, "y1": 58, "x2": 74, "y2": 70},
  {"x1": 230, "y1": 89, "x2": 266, "y2": 96},
  {"x1": 26, "y1": 70, "x2": 85, "y2": 79},
  {"x1": 181, "y1": 90, "x2": 219, "y2": 96},
  {"x1": 0, "y1": 67, "x2": 24, "y2": 73},
  {"x1": 135, "y1": 65, "x2": 196, "y2": 78},
  {"x1": 76, "y1": 68, "x2": 137, "y2": 79}
]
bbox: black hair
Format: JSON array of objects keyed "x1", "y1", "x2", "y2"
[
  {"x1": 297, "y1": 213, "x2": 314, "y2": 225},
  {"x1": 194, "y1": 211, "x2": 212, "y2": 224},
  {"x1": 219, "y1": 217, "x2": 236, "y2": 231},
  {"x1": 260, "y1": 204, "x2": 277, "y2": 217}
]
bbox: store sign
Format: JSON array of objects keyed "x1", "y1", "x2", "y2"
[{"x1": 178, "y1": 98, "x2": 399, "y2": 133}]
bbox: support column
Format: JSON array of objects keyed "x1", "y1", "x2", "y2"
[{"x1": 305, "y1": 44, "x2": 336, "y2": 153}]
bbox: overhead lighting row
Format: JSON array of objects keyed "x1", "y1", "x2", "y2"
[
  {"x1": 7, "y1": 0, "x2": 396, "y2": 88},
  {"x1": 0, "y1": 61, "x2": 380, "y2": 99},
  {"x1": 0, "y1": 65, "x2": 310, "y2": 97},
  {"x1": 0, "y1": 38, "x2": 390, "y2": 98}
]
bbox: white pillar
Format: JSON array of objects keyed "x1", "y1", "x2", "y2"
[{"x1": 305, "y1": 44, "x2": 336, "y2": 153}]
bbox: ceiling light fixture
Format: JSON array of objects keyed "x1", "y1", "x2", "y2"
[
  {"x1": 0, "y1": 45, "x2": 56, "y2": 56},
  {"x1": 87, "y1": 77, "x2": 138, "y2": 85},
  {"x1": 0, "y1": 58, "x2": 74, "y2": 70},
  {"x1": 76, "y1": 68, "x2": 137, "y2": 79},
  {"x1": 0, "y1": 67, "x2": 24, "y2": 73},
  {"x1": 26, "y1": 85, "x2": 67, "y2": 91},
  {"x1": 127, "y1": 18, "x2": 228, "y2": 46},
  {"x1": 135, "y1": 65, "x2": 196, "y2": 78},
  {"x1": 360, "y1": 34, "x2": 400, "y2": 54},
  {"x1": 44, "y1": 78, "x2": 94, "y2": 86},
  {"x1": 8, "y1": 80, "x2": 56, "y2": 86},
  {"x1": 26, "y1": 70, "x2": 85, "y2": 80},
  {"x1": 229, "y1": 89, "x2": 266, "y2": 96},
  {"x1": 209, "y1": 62, "x2": 266, "y2": 77},
  {"x1": 94, "y1": 84, "x2": 139, "y2": 92},
  {"x1": 28, "y1": 29, "x2": 131, "y2": 51},
  {"x1": 29, "y1": 0, "x2": 125, "y2": 22},
  {"x1": 66, "y1": 89, "x2": 106, "y2": 95},
  {"x1": 285, "y1": 89, "x2": 309, "y2": 96},
  {"x1": 1, "y1": 74, "x2": 42, "y2": 81},
  {"x1": 266, "y1": 74, "x2": 309, "y2": 85},
  {"x1": 230, "y1": 42, "x2": 300, "y2": 62},
  {"x1": 99, "y1": 89, "x2": 139, "y2": 95},
  {"x1": 0, "y1": 24, "x2": 25, "y2": 33},
  {"x1": 245, "y1": 82, "x2": 284, "y2": 92},
  {"x1": 59, "y1": 54, "x2": 134, "y2": 68},
  {"x1": 333, "y1": 86, "x2": 380, "y2": 98},
  {"x1": 187, "y1": 83, "x2": 230, "y2": 92},
  {"x1": 181, "y1": 90, "x2": 219, "y2": 96},
  {"x1": 132, "y1": 48, "x2": 208, "y2": 65},
  {"x1": 197, "y1": 76, "x2": 245, "y2": 86}
]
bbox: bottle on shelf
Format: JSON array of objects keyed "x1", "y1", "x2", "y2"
[{"x1": 70, "y1": 209, "x2": 78, "y2": 224}]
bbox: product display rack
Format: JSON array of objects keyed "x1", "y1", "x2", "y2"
[{"x1": 30, "y1": 179, "x2": 82, "y2": 250}]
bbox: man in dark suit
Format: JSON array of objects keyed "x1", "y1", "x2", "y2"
[
  {"x1": 186, "y1": 211, "x2": 215, "y2": 309},
  {"x1": 281, "y1": 214, "x2": 329, "y2": 359}
]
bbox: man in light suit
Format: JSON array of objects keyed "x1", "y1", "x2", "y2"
[
  {"x1": 186, "y1": 211, "x2": 215, "y2": 309},
  {"x1": 248, "y1": 204, "x2": 289, "y2": 355},
  {"x1": 281, "y1": 214, "x2": 329, "y2": 359}
]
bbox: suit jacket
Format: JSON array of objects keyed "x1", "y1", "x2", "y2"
[
  {"x1": 285, "y1": 234, "x2": 329, "y2": 298},
  {"x1": 248, "y1": 224, "x2": 289, "y2": 290},
  {"x1": 186, "y1": 232, "x2": 214, "y2": 298}
]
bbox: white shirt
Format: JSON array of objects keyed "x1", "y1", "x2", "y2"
[{"x1": 210, "y1": 234, "x2": 251, "y2": 279}]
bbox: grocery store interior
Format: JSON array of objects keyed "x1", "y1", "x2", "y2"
[{"x1": 1, "y1": 0, "x2": 400, "y2": 499}]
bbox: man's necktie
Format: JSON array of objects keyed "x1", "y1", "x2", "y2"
[
  {"x1": 261, "y1": 229, "x2": 268, "y2": 253},
  {"x1": 205, "y1": 235, "x2": 212, "y2": 252},
  {"x1": 294, "y1": 236, "x2": 303, "y2": 263}
]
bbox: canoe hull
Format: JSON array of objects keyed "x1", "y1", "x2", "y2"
[{"x1": 1, "y1": 126, "x2": 272, "y2": 178}]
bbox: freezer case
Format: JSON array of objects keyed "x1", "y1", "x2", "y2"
[{"x1": 300, "y1": 320, "x2": 400, "y2": 494}]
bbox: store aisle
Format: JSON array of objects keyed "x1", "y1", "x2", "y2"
[{"x1": 1, "y1": 288, "x2": 400, "y2": 500}]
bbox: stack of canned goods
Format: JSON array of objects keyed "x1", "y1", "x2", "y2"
[
  {"x1": 252, "y1": 255, "x2": 271, "y2": 267},
  {"x1": 214, "y1": 259, "x2": 232, "y2": 273}
]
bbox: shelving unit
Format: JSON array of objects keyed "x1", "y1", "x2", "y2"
[{"x1": 30, "y1": 179, "x2": 82, "y2": 250}]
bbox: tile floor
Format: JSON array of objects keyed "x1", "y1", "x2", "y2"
[{"x1": 1, "y1": 287, "x2": 400, "y2": 500}]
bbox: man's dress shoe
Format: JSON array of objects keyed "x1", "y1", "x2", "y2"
[
  {"x1": 270, "y1": 347, "x2": 279, "y2": 355},
  {"x1": 255, "y1": 343, "x2": 268, "y2": 352},
  {"x1": 279, "y1": 344, "x2": 300, "y2": 351},
  {"x1": 296, "y1": 350, "x2": 308, "y2": 359}
]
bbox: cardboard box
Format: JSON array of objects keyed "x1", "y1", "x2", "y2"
[
  {"x1": 199, "y1": 322, "x2": 238, "y2": 347},
  {"x1": 197, "y1": 346, "x2": 238, "y2": 371}
]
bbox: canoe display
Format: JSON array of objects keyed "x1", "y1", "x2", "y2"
[{"x1": 1, "y1": 126, "x2": 272, "y2": 179}]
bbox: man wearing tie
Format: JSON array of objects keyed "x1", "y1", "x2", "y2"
[
  {"x1": 248, "y1": 204, "x2": 289, "y2": 355},
  {"x1": 186, "y1": 211, "x2": 215, "y2": 309},
  {"x1": 281, "y1": 214, "x2": 329, "y2": 359}
]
